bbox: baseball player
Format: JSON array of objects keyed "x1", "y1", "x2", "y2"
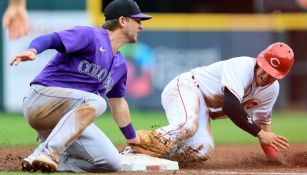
[
  {"x1": 130, "y1": 42, "x2": 293, "y2": 163},
  {"x1": 9, "y1": 0, "x2": 151, "y2": 173}
]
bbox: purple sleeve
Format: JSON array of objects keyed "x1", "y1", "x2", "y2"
[
  {"x1": 56, "y1": 26, "x2": 95, "y2": 53},
  {"x1": 106, "y1": 70, "x2": 127, "y2": 98},
  {"x1": 106, "y1": 80, "x2": 127, "y2": 98},
  {"x1": 28, "y1": 33, "x2": 65, "y2": 54}
]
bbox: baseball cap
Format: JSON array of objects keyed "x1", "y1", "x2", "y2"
[{"x1": 104, "y1": 0, "x2": 152, "y2": 21}]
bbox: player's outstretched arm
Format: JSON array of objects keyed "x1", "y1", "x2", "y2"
[
  {"x1": 9, "y1": 33, "x2": 65, "y2": 66},
  {"x1": 108, "y1": 97, "x2": 141, "y2": 145},
  {"x1": 3, "y1": 0, "x2": 29, "y2": 39},
  {"x1": 222, "y1": 87, "x2": 262, "y2": 136},
  {"x1": 222, "y1": 87, "x2": 289, "y2": 151},
  {"x1": 9, "y1": 49, "x2": 36, "y2": 66}
]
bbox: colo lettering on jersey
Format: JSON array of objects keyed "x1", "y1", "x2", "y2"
[
  {"x1": 78, "y1": 60, "x2": 108, "y2": 82},
  {"x1": 103, "y1": 73, "x2": 114, "y2": 95}
]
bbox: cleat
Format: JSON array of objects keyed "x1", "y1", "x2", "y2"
[
  {"x1": 21, "y1": 158, "x2": 36, "y2": 172},
  {"x1": 32, "y1": 154, "x2": 58, "y2": 173}
]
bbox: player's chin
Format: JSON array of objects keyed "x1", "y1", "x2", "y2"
[
  {"x1": 256, "y1": 79, "x2": 269, "y2": 87},
  {"x1": 259, "y1": 82, "x2": 272, "y2": 87},
  {"x1": 258, "y1": 82, "x2": 266, "y2": 87},
  {"x1": 128, "y1": 37, "x2": 137, "y2": 43}
]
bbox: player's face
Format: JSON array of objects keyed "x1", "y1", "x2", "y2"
[
  {"x1": 125, "y1": 17, "x2": 143, "y2": 43},
  {"x1": 255, "y1": 66, "x2": 277, "y2": 87}
]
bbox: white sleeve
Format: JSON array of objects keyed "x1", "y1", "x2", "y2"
[
  {"x1": 221, "y1": 59, "x2": 253, "y2": 102},
  {"x1": 252, "y1": 82, "x2": 279, "y2": 125}
]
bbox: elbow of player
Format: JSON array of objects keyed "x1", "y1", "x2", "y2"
[{"x1": 222, "y1": 103, "x2": 232, "y2": 116}]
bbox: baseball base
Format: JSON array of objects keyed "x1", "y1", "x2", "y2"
[{"x1": 120, "y1": 147, "x2": 179, "y2": 171}]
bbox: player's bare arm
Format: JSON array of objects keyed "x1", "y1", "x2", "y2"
[
  {"x1": 108, "y1": 97, "x2": 141, "y2": 144},
  {"x1": 256, "y1": 122, "x2": 272, "y2": 132}
]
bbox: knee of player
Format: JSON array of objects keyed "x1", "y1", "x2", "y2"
[
  {"x1": 77, "y1": 99, "x2": 107, "y2": 118},
  {"x1": 182, "y1": 119, "x2": 199, "y2": 138},
  {"x1": 196, "y1": 144, "x2": 214, "y2": 160},
  {"x1": 95, "y1": 97, "x2": 107, "y2": 115},
  {"x1": 95, "y1": 162, "x2": 121, "y2": 172},
  {"x1": 85, "y1": 96, "x2": 107, "y2": 117},
  {"x1": 94, "y1": 153, "x2": 121, "y2": 172}
]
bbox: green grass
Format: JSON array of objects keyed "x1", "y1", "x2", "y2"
[
  {"x1": 211, "y1": 111, "x2": 307, "y2": 144},
  {"x1": 0, "y1": 113, "x2": 37, "y2": 146},
  {"x1": 0, "y1": 110, "x2": 306, "y2": 147}
]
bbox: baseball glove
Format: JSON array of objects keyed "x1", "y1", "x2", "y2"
[{"x1": 128, "y1": 130, "x2": 174, "y2": 158}]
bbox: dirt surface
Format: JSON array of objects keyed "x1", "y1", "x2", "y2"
[{"x1": 1, "y1": 144, "x2": 307, "y2": 174}]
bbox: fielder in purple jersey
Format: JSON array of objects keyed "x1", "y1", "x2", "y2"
[
  {"x1": 9, "y1": 0, "x2": 151, "y2": 173},
  {"x1": 31, "y1": 26, "x2": 127, "y2": 97}
]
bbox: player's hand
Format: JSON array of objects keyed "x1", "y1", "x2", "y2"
[
  {"x1": 257, "y1": 130, "x2": 289, "y2": 151},
  {"x1": 9, "y1": 49, "x2": 37, "y2": 66},
  {"x1": 126, "y1": 133, "x2": 141, "y2": 145},
  {"x1": 3, "y1": 4, "x2": 29, "y2": 39}
]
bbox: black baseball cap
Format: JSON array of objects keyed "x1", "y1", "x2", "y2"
[{"x1": 104, "y1": 0, "x2": 152, "y2": 21}]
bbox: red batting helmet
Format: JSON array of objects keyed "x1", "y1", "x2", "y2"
[{"x1": 256, "y1": 42, "x2": 294, "y2": 79}]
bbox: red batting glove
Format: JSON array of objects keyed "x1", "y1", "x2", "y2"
[{"x1": 261, "y1": 144, "x2": 277, "y2": 160}]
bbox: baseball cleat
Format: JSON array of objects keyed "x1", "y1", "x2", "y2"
[
  {"x1": 32, "y1": 154, "x2": 58, "y2": 173},
  {"x1": 21, "y1": 158, "x2": 36, "y2": 172}
]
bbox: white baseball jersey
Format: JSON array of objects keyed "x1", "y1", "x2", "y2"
[{"x1": 190, "y1": 56, "x2": 279, "y2": 124}]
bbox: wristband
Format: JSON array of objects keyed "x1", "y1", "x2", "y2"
[
  {"x1": 119, "y1": 123, "x2": 136, "y2": 140},
  {"x1": 28, "y1": 48, "x2": 37, "y2": 55}
]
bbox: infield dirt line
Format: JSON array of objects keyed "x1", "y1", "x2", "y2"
[{"x1": 205, "y1": 171, "x2": 307, "y2": 175}]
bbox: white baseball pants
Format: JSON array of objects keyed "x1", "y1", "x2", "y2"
[{"x1": 156, "y1": 72, "x2": 214, "y2": 160}]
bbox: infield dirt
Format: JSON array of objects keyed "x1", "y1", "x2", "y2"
[{"x1": 1, "y1": 144, "x2": 307, "y2": 174}]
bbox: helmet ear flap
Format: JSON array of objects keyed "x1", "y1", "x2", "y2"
[{"x1": 256, "y1": 42, "x2": 294, "y2": 79}]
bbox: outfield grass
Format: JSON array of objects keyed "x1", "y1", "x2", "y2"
[{"x1": 0, "y1": 110, "x2": 306, "y2": 147}]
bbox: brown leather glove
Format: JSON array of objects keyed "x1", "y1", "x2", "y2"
[{"x1": 128, "y1": 130, "x2": 174, "y2": 158}]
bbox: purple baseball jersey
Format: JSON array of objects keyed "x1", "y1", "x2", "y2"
[{"x1": 31, "y1": 26, "x2": 127, "y2": 98}]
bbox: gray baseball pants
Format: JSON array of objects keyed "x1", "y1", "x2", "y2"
[{"x1": 22, "y1": 84, "x2": 121, "y2": 172}]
